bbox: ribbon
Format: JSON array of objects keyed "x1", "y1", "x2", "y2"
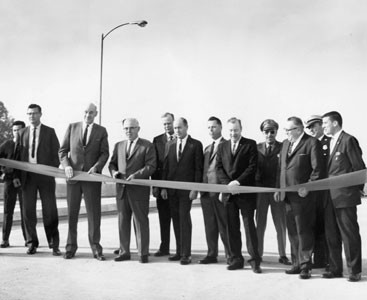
[{"x1": 0, "y1": 158, "x2": 365, "y2": 194}]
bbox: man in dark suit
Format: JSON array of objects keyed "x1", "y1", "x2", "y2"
[
  {"x1": 109, "y1": 118, "x2": 156, "y2": 263},
  {"x1": 274, "y1": 116, "x2": 323, "y2": 279},
  {"x1": 255, "y1": 119, "x2": 290, "y2": 265},
  {"x1": 321, "y1": 111, "x2": 365, "y2": 282},
  {"x1": 198, "y1": 116, "x2": 230, "y2": 265},
  {"x1": 161, "y1": 117, "x2": 203, "y2": 265},
  {"x1": 17, "y1": 104, "x2": 61, "y2": 255},
  {"x1": 305, "y1": 115, "x2": 330, "y2": 269},
  {"x1": 0, "y1": 120, "x2": 26, "y2": 247},
  {"x1": 216, "y1": 117, "x2": 262, "y2": 273},
  {"x1": 151, "y1": 112, "x2": 175, "y2": 257},
  {"x1": 59, "y1": 102, "x2": 109, "y2": 261}
]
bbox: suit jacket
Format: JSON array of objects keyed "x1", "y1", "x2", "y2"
[
  {"x1": 216, "y1": 136, "x2": 258, "y2": 201},
  {"x1": 0, "y1": 139, "x2": 18, "y2": 181},
  {"x1": 18, "y1": 124, "x2": 60, "y2": 183},
  {"x1": 109, "y1": 138, "x2": 156, "y2": 201},
  {"x1": 59, "y1": 122, "x2": 109, "y2": 174},
  {"x1": 162, "y1": 135, "x2": 203, "y2": 194},
  {"x1": 255, "y1": 141, "x2": 282, "y2": 188},
  {"x1": 152, "y1": 133, "x2": 172, "y2": 180},
  {"x1": 201, "y1": 137, "x2": 226, "y2": 197},
  {"x1": 327, "y1": 131, "x2": 365, "y2": 208},
  {"x1": 279, "y1": 133, "x2": 323, "y2": 201}
]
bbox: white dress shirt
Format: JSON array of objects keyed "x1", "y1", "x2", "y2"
[{"x1": 329, "y1": 129, "x2": 343, "y2": 154}]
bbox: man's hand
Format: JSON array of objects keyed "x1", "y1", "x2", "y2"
[
  {"x1": 153, "y1": 187, "x2": 160, "y2": 198},
  {"x1": 274, "y1": 192, "x2": 281, "y2": 202},
  {"x1": 65, "y1": 166, "x2": 73, "y2": 179},
  {"x1": 13, "y1": 178, "x2": 21, "y2": 188},
  {"x1": 189, "y1": 190, "x2": 198, "y2": 201},
  {"x1": 161, "y1": 189, "x2": 168, "y2": 200},
  {"x1": 298, "y1": 187, "x2": 308, "y2": 198},
  {"x1": 112, "y1": 171, "x2": 121, "y2": 179},
  {"x1": 228, "y1": 180, "x2": 240, "y2": 195}
]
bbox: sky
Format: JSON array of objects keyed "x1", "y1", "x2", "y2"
[{"x1": 1, "y1": 0, "x2": 366, "y2": 158}]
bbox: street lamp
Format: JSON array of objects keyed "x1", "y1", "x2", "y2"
[{"x1": 98, "y1": 20, "x2": 148, "y2": 125}]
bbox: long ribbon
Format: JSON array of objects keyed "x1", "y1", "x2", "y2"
[{"x1": 0, "y1": 158, "x2": 365, "y2": 194}]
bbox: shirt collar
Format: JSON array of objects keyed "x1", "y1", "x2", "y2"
[{"x1": 332, "y1": 129, "x2": 343, "y2": 140}]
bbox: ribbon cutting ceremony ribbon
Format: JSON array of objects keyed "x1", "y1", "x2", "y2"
[{"x1": 0, "y1": 158, "x2": 366, "y2": 194}]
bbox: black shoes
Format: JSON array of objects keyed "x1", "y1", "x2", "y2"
[
  {"x1": 168, "y1": 254, "x2": 181, "y2": 261},
  {"x1": 198, "y1": 256, "x2": 218, "y2": 264},
  {"x1": 348, "y1": 273, "x2": 361, "y2": 282},
  {"x1": 64, "y1": 251, "x2": 75, "y2": 259},
  {"x1": 27, "y1": 245, "x2": 37, "y2": 255},
  {"x1": 285, "y1": 267, "x2": 301, "y2": 275},
  {"x1": 278, "y1": 256, "x2": 292, "y2": 265},
  {"x1": 140, "y1": 255, "x2": 149, "y2": 263},
  {"x1": 52, "y1": 248, "x2": 62, "y2": 256},
  {"x1": 180, "y1": 256, "x2": 191, "y2": 265},
  {"x1": 114, "y1": 253, "x2": 131, "y2": 262},
  {"x1": 0, "y1": 240, "x2": 10, "y2": 248},
  {"x1": 154, "y1": 250, "x2": 170, "y2": 257},
  {"x1": 94, "y1": 253, "x2": 106, "y2": 261},
  {"x1": 299, "y1": 269, "x2": 311, "y2": 279},
  {"x1": 227, "y1": 260, "x2": 244, "y2": 271},
  {"x1": 322, "y1": 271, "x2": 343, "y2": 279}
]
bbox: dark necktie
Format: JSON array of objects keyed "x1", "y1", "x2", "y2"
[
  {"x1": 126, "y1": 140, "x2": 133, "y2": 159},
  {"x1": 31, "y1": 127, "x2": 36, "y2": 158},
  {"x1": 287, "y1": 142, "x2": 294, "y2": 156},
  {"x1": 178, "y1": 139, "x2": 182, "y2": 161},
  {"x1": 169, "y1": 135, "x2": 173, "y2": 141},
  {"x1": 209, "y1": 141, "x2": 215, "y2": 160},
  {"x1": 13, "y1": 143, "x2": 19, "y2": 159},
  {"x1": 266, "y1": 145, "x2": 272, "y2": 156},
  {"x1": 83, "y1": 124, "x2": 89, "y2": 147}
]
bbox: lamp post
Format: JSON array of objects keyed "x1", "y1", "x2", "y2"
[{"x1": 98, "y1": 20, "x2": 148, "y2": 125}]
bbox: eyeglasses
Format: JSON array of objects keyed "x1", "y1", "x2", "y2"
[
  {"x1": 123, "y1": 127, "x2": 138, "y2": 131},
  {"x1": 263, "y1": 130, "x2": 275, "y2": 134},
  {"x1": 284, "y1": 127, "x2": 299, "y2": 133}
]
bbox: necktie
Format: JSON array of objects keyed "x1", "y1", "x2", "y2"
[
  {"x1": 287, "y1": 142, "x2": 294, "y2": 156},
  {"x1": 232, "y1": 142, "x2": 236, "y2": 155},
  {"x1": 169, "y1": 135, "x2": 173, "y2": 141},
  {"x1": 266, "y1": 145, "x2": 272, "y2": 156},
  {"x1": 178, "y1": 139, "x2": 182, "y2": 161},
  {"x1": 209, "y1": 141, "x2": 215, "y2": 160},
  {"x1": 83, "y1": 124, "x2": 89, "y2": 147},
  {"x1": 31, "y1": 127, "x2": 36, "y2": 158},
  {"x1": 126, "y1": 140, "x2": 133, "y2": 159},
  {"x1": 13, "y1": 143, "x2": 19, "y2": 159}
]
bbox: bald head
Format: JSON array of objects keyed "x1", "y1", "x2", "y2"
[
  {"x1": 84, "y1": 102, "x2": 98, "y2": 124},
  {"x1": 123, "y1": 118, "x2": 140, "y2": 141}
]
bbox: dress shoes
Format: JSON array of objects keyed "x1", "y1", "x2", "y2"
[
  {"x1": 198, "y1": 256, "x2": 218, "y2": 264},
  {"x1": 299, "y1": 269, "x2": 311, "y2": 279},
  {"x1": 248, "y1": 260, "x2": 262, "y2": 274},
  {"x1": 63, "y1": 251, "x2": 75, "y2": 259},
  {"x1": 139, "y1": 255, "x2": 149, "y2": 263},
  {"x1": 226, "y1": 257, "x2": 233, "y2": 265},
  {"x1": 322, "y1": 271, "x2": 343, "y2": 279},
  {"x1": 113, "y1": 249, "x2": 120, "y2": 255},
  {"x1": 94, "y1": 253, "x2": 106, "y2": 261},
  {"x1": 348, "y1": 273, "x2": 361, "y2": 282},
  {"x1": 227, "y1": 260, "x2": 244, "y2": 271},
  {"x1": 0, "y1": 240, "x2": 10, "y2": 248},
  {"x1": 285, "y1": 267, "x2": 301, "y2": 275},
  {"x1": 252, "y1": 265, "x2": 262, "y2": 274},
  {"x1": 278, "y1": 256, "x2": 291, "y2": 265},
  {"x1": 114, "y1": 254, "x2": 131, "y2": 262},
  {"x1": 52, "y1": 248, "x2": 62, "y2": 256},
  {"x1": 168, "y1": 254, "x2": 181, "y2": 261},
  {"x1": 27, "y1": 245, "x2": 37, "y2": 255},
  {"x1": 154, "y1": 250, "x2": 170, "y2": 257},
  {"x1": 180, "y1": 256, "x2": 191, "y2": 265}
]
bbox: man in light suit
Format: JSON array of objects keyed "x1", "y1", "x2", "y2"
[
  {"x1": 274, "y1": 116, "x2": 323, "y2": 279},
  {"x1": 216, "y1": 117, "x2": 261, "y2": 273},
  {"x1": 305, "y1": 115, "x2": 330, "y2": 269},
  {"x1": 59, "y1": 102, "x2": 109, "y2": 261},
  {"x1": 161, "y1": 117, "x2": 203, "y2": 265},
  {"x1": 321, "y1": 111, "x2": 365, "y2": 282},
  {"x1": 17, "y1": 104, "x2": 61, "y2": 256},
  {"x1": 198, "y1": 116, "x2": 230, "y2": 265},
  {"x1": 109, "y1": 118, "x2": 156, "y2": 263},
  {"x1": 151, "y1": 112, "x2": 175, "y2": 257},
  {"x1": 255, "y1": 119, "x2": 289, "y2": 265}
]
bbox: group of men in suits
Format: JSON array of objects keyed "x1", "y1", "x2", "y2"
[{"x1": 0, "y1": 105, "x2": 364, "y2": 282}]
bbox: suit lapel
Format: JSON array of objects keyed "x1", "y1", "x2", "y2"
[
  {"x1": 86, "y1": 124, "x2": 97, "y2": 147},
  {"x1": 328, "y1": 131, "x2": 344, "y2": 166},
  {"x1": 178, "y1": 135, "x2": 191, "y2": 163},
  {"x1": 288, "y1": 134, "x2": 306, "y2": 159},
  {"x1": 38, "y1": 124, "x2": 44, "y2": 148},
  {"x1": 128, "y1": 138, "x2": 140, "y2": 160}
]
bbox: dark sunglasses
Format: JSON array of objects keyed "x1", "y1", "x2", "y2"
[{"x1": 264, "y1": 130, "x2": 275, "y2": 134}]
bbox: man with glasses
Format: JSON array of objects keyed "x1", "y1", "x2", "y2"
[
  {"x1": 59, "y1": 102, "x2": 109, "y2": 261},
  {"x1": 255, "y1": 119, "x2": 290, "y2": 265},
  {"x1": 321, "y1": 111, "x2": 365, "y2": 282},
  {"x1": 109, "y1": 118, "x2": 156, "y2": 263},
  {"x1": 161, "y1": 117, "x2": 203, "y2": 265},
  {"x1": 274, "y1": 116, "x2": 323, "y2": 279},
  {"x1": 17, "y1": 104, "x2": 61, "y2": 256},
  {"x1": 304, "y1": 115, "x2": 330, "y2": 270}
]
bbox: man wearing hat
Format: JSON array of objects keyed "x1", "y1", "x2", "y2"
[
  {"x1": 305, "y1": 115, "x2": 330, "y2": 269},
  {"x1": 255, "y1": 119, "x2": 290, "y2": 265}
]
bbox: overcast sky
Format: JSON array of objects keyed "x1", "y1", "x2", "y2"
[{"x1": 1, "y1": 0, "x2": 366, "y2": 158}]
